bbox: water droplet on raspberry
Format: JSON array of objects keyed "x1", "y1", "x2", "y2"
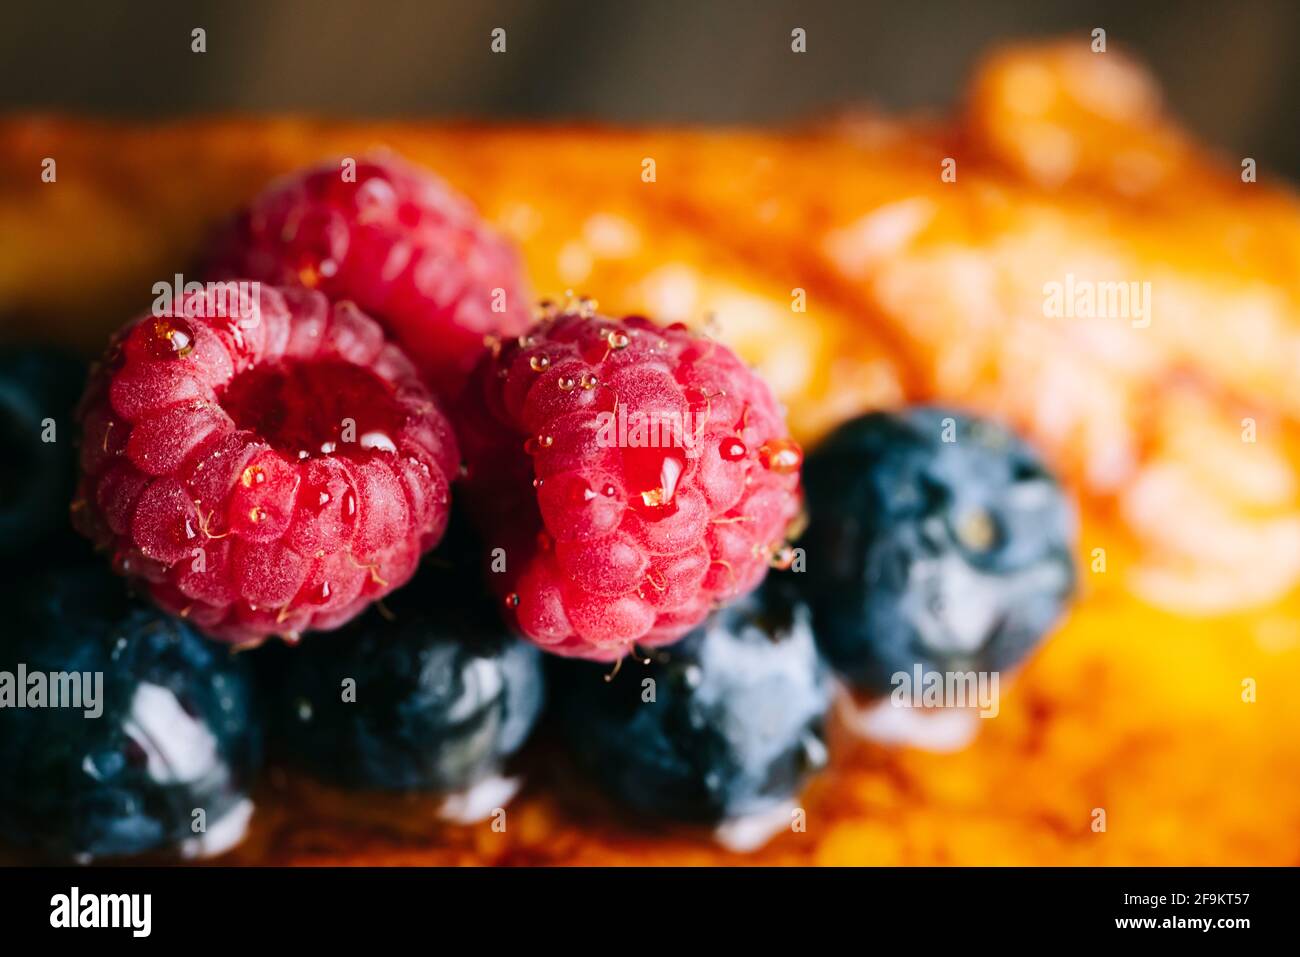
[
  {"x1": 580, "y1": 373, "x2": 599, "y2": 390},
  {"x1": 631, "y1": 451, "x2": 684, "y2": 509},
  {"x1": 537, "y1": 434, "x2": 554, "y2": 448},
  {"x1": 601, "y1": 483, "x2": 617, "y2": 497},
  {"x1": 720, "y1": 437, "x2": 748, "y2": 461},
  {"x1": 313, "y1": 581, "x2": 333, "y2": 603},
  {"x1": 557, "y1": 374, "x2": 577, "y2": 391},
  {"x1": 532, "y1": 477, "x2": 543, "y2": 489},
  {"x1": 504, "y1": 592, "x2": 520, "y2": 609},
  {"x1": 758, "y1": 438, "x2": 803, "y2": 474},
  {"x1": 607, "y1": 331, "x2": 630, "y2": 350},
  {"x1": 529, "y1": 355, "x2": 551, "y2": 372},
  {"x1": 343, "y1": 490, "x2": 357, "y2": 517},
  {"x1": 145, "y1": 316, "x2": 195, "y2": 360},
  {"x1": 241, "y1": 465, "x2": 265, "y2": 488}
]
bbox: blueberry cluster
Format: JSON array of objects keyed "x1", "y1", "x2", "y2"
[{"x1": 0, "y1": 346, "x2": 1075, "y2": 859}]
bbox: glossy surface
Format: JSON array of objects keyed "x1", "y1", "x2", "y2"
[
  {"x1": 2, "y1": 39, "x2": 1298, "y2": 863},
  {"x1": 0, "y1": 568, "x2": 261, "y2": 861},
  {"x1": 800, "y1": 408, "x2": 1076, "y2": 694},
  {"x1": 271, "y1": 576, "x2": 545, "y2": 792},
  {"x1": 553, "y1": 587, "x2": 831, "y2": 824}
]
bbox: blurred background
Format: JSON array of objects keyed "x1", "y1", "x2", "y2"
[{"x1": 2, "y1": 0, "x2": 1297, "y2": 179}]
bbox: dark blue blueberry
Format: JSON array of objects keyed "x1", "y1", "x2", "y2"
[
  {"x1": 798, "y1": 407, "x2": 1076, "y2": 695},
  {"x1": 0, "y1": 348, "x2": 88, "y2": 567},
  {"x1": 0, "y1": 566, "x2": 262, "y2": 861},
  {"x1": 274, "y1": 581, "x2": 545, "y2": 793},
  {"x1": 553, "y1": 588, "x2": 832, "y2": 825}
]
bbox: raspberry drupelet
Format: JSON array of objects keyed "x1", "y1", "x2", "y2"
[
  {"x1": 73, "y1": 284, "x2": 459, "y2": 646},
  {"x1": 204, "y1": 156, "x2": 531, "y2": 400},
  {"x1": 457, "y1": 306, "x2": 803, "y2": 660}
]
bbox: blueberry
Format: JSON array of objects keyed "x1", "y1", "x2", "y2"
[
  {"x1": 552, "y1": 588, "x2": 832, "y2": 825},
  {"x1": 798, "y1": 408, "x2": 1076, "y2": 694},
  {"x1": 0, "y1": 566, "x2": 261, "y2": 861},
  {"x1": 0, "y1": 348, "x2": 87, "y2": 566},
  {"x1": 274, "y1": 581, "x2": 545, "y2": 793}
]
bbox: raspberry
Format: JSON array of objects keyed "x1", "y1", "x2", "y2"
[
  {"x1": 204, "y1": 156, "x2": 531, "y2": 400},
  {"x1": 458, "y1": 308, "x2": 803, "y2": 660},
  {"x1": 74, "y1": 283, "x2": 458, "y2": 646}
]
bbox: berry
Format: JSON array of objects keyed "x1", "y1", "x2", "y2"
[
  {"x1": 272, "y1": 573, "x2": 545, "y2": 793},
  {"x1": 457, "y1": 309, "x2": 803, "y2": 660},
  {"x1": 0, "y1": 567, "x2": 261, "y2": 861},
  {"x1": 798, "y1": 408, "x2": 1076, "y2": 694},
  {"x1": 552, "y1": 587, "x2": 831, "y2": 825},
  {"x1": 0, "y1": 348, "x2": 87, "y2": 566},
  {"x1": 204, "y1": 156, "x2": 531, "y2": 399},
  {"x1": 73, "y1": 284, "x2": 458, "y2": 646}
]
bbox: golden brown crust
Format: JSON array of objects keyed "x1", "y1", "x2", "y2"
[{"x1": 2, "y1": 40, "x2": 1298, "y2": 865}]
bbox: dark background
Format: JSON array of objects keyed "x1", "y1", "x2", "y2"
[{"x1": 2, "y1": 0, "x2": 1297, "y2": 177}]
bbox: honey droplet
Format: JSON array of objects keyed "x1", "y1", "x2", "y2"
[
  {"x1": 530, "y1": 354, "x2": 551, "y2": 372},
  {"x1": 769, "y1": 545, "x2": 796, "y2": 570},
  {"x1": 758, "y1": 438, "x2": 803, "y2": 474},
  {"x1": 720, "y1": 437, "x2": 748, "y2": 462},
  {"x1": 146, "y1": 316, "x2": 195, "y2": 360}
]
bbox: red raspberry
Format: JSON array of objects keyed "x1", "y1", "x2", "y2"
[
  {"x1": 73, "y1": 283, "x2": 458, "y2": 646},
  {"x1": 204, "y1": 156, "x2": 531, "y2": 400},
  {"x1": 458, "y1": 308, "x2": 803, "y2": 660}
]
